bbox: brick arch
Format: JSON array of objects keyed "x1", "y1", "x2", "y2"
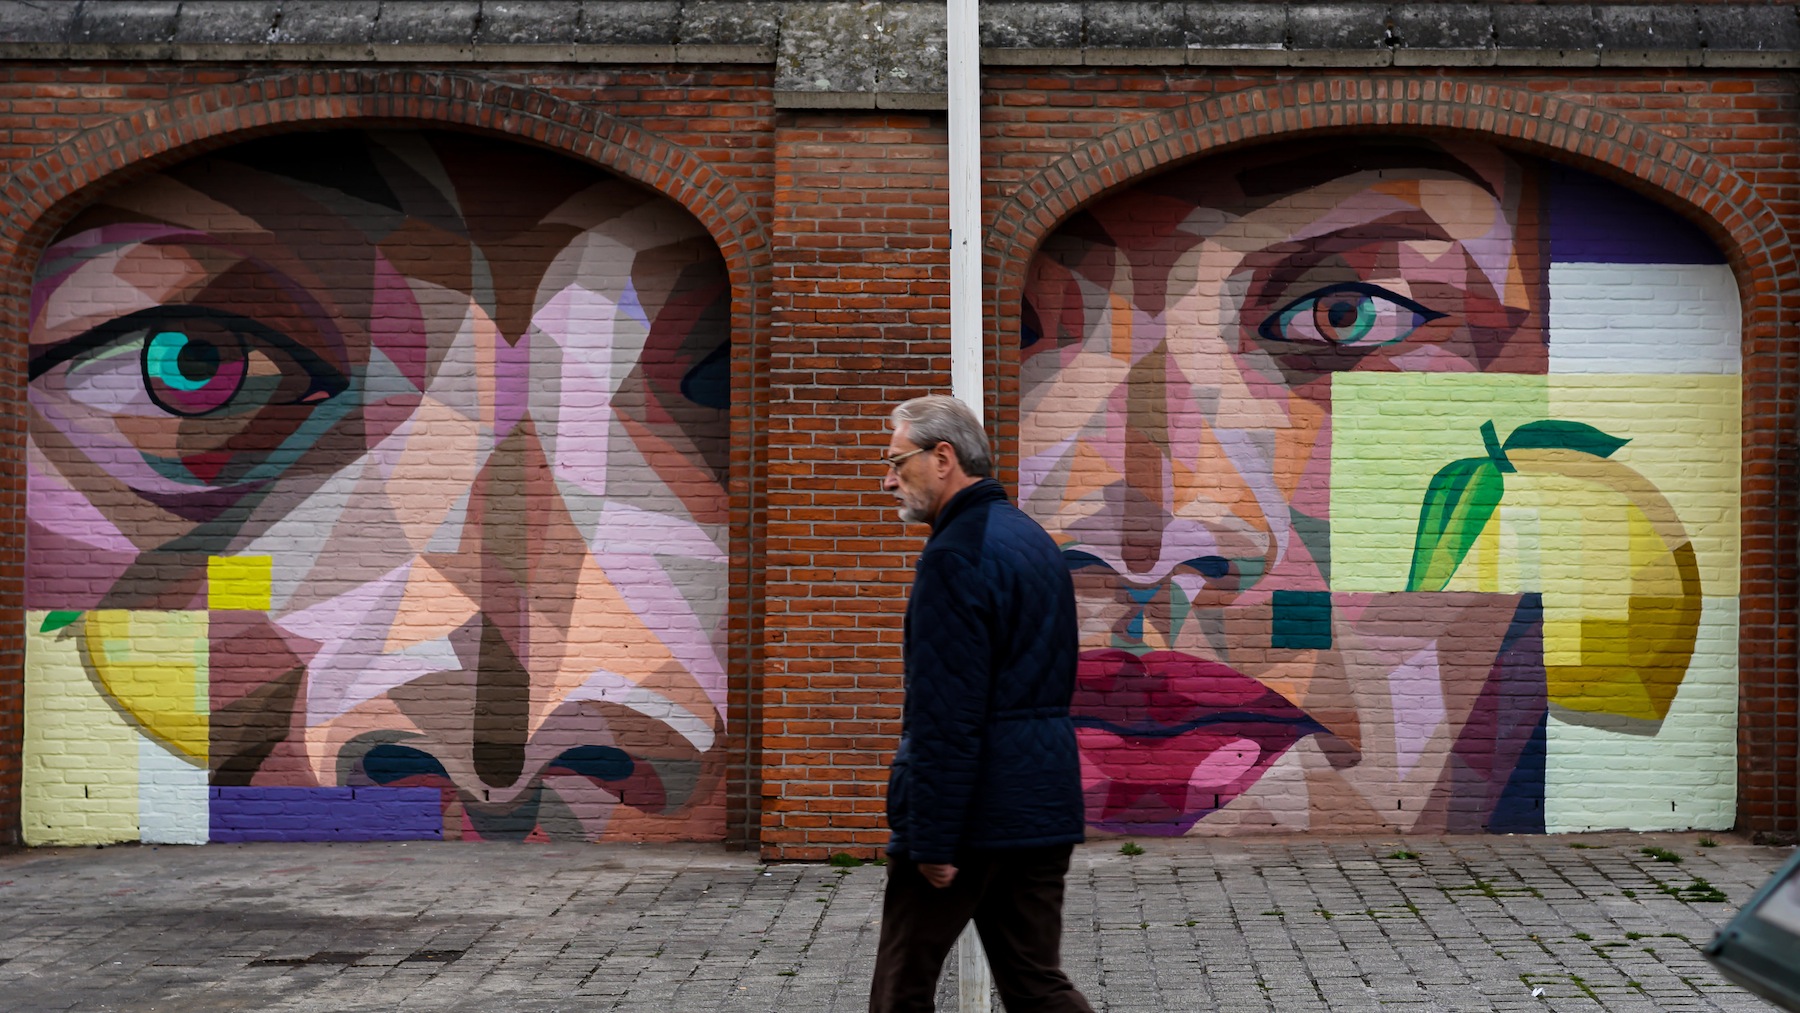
[
  {"x1": 0, "y1": 69, "x2": 771, "y2": 305},
  {"x1": 989, "y1": 79, "x2": 1787, "y2": 335},
  {"x1": 0, "y1": 69, "x2": 772, "y2": 846},
  {"x1": 987, "y1": 76, "x2": 1798, "y2": 837}
]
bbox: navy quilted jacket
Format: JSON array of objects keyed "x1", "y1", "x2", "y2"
[{"x1": 886, "y1": 478, "x2": 1086, "y2": 863}]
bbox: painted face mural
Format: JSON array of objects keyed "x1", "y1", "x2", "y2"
[
  {"x1": 25, "y1": 131, "x2": 731, "y2": 844},
  {"x1": 1021, "y1": 140, "x2": 1741, "y2": 836}
]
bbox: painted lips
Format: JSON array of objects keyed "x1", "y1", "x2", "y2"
[{"x1": 1073, "y1": 649, "x2": 1323, "y2": 835}]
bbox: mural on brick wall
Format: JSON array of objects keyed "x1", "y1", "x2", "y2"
[
  {"x1": 1020, "y1": 139, "x2": 1739, "y2": 836},
  {"x1": 24, "y1": 131, "x2": 732, "y2": 844}
]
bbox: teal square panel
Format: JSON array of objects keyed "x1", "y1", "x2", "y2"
[{"x1": 1272, "y1": 590, "x2": 1332, "y2": 650}]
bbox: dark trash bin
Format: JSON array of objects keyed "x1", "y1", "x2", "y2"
[{"x1": 1705, "y1": 849, "x2": 1800, "y2": 1012}]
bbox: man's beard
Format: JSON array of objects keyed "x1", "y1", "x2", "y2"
[{"x1": 896, "y1": 489, "x2": 931, "y2": 524}]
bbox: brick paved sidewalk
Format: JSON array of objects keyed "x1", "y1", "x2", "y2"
[{"x1": 0, "y1": 832, "x2": 1785, "y2": 1012}]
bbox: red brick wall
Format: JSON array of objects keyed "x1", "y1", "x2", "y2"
[
  {"x1": 0, "y1": 60, "x2": 1795, "y2": 852},
  {"x1": 761, "y1": 114, "x2": 949, "y2": 857}
]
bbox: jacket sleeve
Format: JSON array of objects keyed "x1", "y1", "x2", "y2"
[{"x1": 902, "y1": 548, "x2": 992, "y2": 864}]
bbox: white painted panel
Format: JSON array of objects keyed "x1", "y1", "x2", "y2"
[
  {"x1": 1545, "y1": 597, "x2": 1737, "y2": 832},
  {"x1": 1549, "y1": 262, "x2": 1740, "y2": 374},
  {"x1": 138, "y1": 737, "x2": 209, "y2": 845}
]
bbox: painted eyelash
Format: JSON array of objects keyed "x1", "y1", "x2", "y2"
[
  {"x1": 31, "y1": 304, "x2": 349, "y2": 406},
  {"x1": 1255, "y1": 282, "x2": 1446, "y2": 346}
]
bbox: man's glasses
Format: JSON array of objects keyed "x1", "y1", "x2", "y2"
[{"x1": 881, "y1": 444, "x2": 935, "y2": 470}]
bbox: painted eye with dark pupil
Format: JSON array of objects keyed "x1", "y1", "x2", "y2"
[
  {"x1": 1259, "y1": 281, "x2": 1442, "y2": 349},
  {"x1": 168, "y1": 333, "x2": 219, "y2": 384},
  {"x1": 143, "y1": 325, "x2": 249, "y2": 416},
  {"x1": 1313, "y1": 293, "x2": 1374, "y2": 342}
]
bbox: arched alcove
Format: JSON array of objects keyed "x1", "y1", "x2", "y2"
[
  {"x1": 21, "y1": 128, "x2": 739, "y2": 846},
  {"x1": 985, "y1": 77, "x2": 1794, "y2": 837},
  {"x1": 1013, "y1": 134, "x2": 1743, "y2": 837}
]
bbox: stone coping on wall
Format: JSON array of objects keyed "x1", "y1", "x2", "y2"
[{"x1": 0, "y1": 1, "x2": 1795, "y2": 112}]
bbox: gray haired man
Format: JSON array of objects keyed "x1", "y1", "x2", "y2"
[{"x1": 870, "y1": 395, "x2": 1093, "y2": 1012}]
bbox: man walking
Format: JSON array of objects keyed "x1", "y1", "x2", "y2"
[{"x1": 870, "y1": 395, "x2": 1094, "y2": 1013}]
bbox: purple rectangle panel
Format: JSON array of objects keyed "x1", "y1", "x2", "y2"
[
  {"x1": 210, "y1": 786, "x2": 443, "y2": 842},
  {"x1": 1548, "y1": 164, "x2": 1724, "y2": 265}
]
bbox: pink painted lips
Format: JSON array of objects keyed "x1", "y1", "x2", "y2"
[{"x1": 1073, "y1": 649, "x2": 1323, "y2": 835}]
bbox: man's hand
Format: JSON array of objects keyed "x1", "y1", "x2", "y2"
[{"x1": 919, "y1": 863, "x2": 958, "y2": 889}]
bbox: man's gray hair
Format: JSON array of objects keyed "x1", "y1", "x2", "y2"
[{"x1": 891, "y1": 395, "x2": 992, "y2": 478}]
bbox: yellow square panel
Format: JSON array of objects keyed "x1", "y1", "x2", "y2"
[{"x1": 208, "y1": 556, "x2": 272, "y2": 611}]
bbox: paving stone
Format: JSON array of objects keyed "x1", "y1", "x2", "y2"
[{"x1": 0, "y1": 834, "x2": 1787, "y2": 1011}]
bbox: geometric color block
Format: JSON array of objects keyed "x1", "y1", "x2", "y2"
[
  {"x1": 24, "y1": 612, "x2": 139, "y2": 845},
  {"x1": 138, "y1": 736, "x2": 209, "y2": 845},
  {"x1": 1547, "y1": 164, "x2": 1727, "y2": 266},
  {"x1": 1485, "y1": 713, "x2": 1548, "y2": 835},
  {"x1": 1549, "y1": 264, "x2": 1740, "y2": 375},
  {"x1": 209, "y1": 786, "x2": 445, "y2": 842},
  {"x1": 1330, "y1": 373, "x2": 1550, "y2": 592},
  {"x1": 207, "y1": 556, "x2": 272, "y2": 611},
  {"x1": 1271, "y1": 590, "x2": 1331, "y2": 650},
  {"x1": 82, "y1": 610, "x2": 209, "y2": 764},
  {"x1": 1472, "y1": 592, "x2": 1549, "y2": 835}
]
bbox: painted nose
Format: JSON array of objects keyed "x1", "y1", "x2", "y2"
[
  {"x1": 460, "y1": 417, "x2": 585, "y2": 789},
  {"x1": 1121, "y1": 348, "x2": 1171, "y2": 575},
  {"x1": 1117, "y1": 346, "x2": 1274, "y2": 588}
]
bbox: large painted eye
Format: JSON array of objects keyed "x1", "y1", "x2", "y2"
[
  {"x1": 36, "y1": 306, "x2": 348, "y2": 419},
  {"x1": 1258, "y1": 283, "x2": 1444, "y2": 347}
]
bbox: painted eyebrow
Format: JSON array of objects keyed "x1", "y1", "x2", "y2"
[{"x1": 1241, "y1": 223, "x2": 1474, "y2": 296}]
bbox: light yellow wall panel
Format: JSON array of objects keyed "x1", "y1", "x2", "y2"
[
  {"x1": 24, "y1": 613, "x2": 139, "y2": 845},
  {"x1": 1330, "y1": 373, "x2": 1549, "y2": 592},
  {"x1": 1547, "y1": 375, "x2": 1739, "y2": 598}
]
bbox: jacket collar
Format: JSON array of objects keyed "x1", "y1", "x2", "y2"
[{"x1": 929, "y1": 478, "x2": 1006, "y2": 537}]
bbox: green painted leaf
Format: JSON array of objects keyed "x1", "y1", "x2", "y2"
[
  {"x1": 1501, "y1": 419, "x2": 1629, "y2": 459},
  {"x1": 1406, "y1": 458, "x2": 1504, "y2": 593},
  {"x1": 39, "y1": 611, "x2": 82, "y2": 633},
  {"x1": 1480, "y1": 420, "x2": 1515, "y2": 473}
]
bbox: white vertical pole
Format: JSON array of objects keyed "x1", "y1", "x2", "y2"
[
  {"x1": 957, "y1": 922, "x2": 992, "y2": 1013},
  {"x1": 947, "y1": 1, "x2": 992, "y2": 1010},
  {"x1": 948, "y1": 0, "x2": 983, "y2": 425}
]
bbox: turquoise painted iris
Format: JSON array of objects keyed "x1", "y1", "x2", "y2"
[
  {"x1": 1307, "y1": 290, "x2": 1378, "y2": 342},
  {"x1": 141, "y1": 327, "x2": 246, "y2": 415},
  {"x1": 145, "y1": 331, "x2": 216, "y2": 391},
  {"x1": 1258, "y1": 282, "x2": 1443, "y2": 347}
]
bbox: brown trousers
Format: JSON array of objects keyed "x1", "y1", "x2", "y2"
[{"x1": 868, "y1": 844, "x2": 1095, "y2": 1013}]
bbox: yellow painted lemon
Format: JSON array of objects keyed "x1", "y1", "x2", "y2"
[
  {"x1": 1409, "y1": 421, "x2": 1699, "y2": 724},
  {"x1": 77, "y1": 610, "x2": 209, "y2": 764}
]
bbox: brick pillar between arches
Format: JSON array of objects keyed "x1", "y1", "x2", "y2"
[{"x1": 760, "y1": 112, "x2": 951, "y2": 860}]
